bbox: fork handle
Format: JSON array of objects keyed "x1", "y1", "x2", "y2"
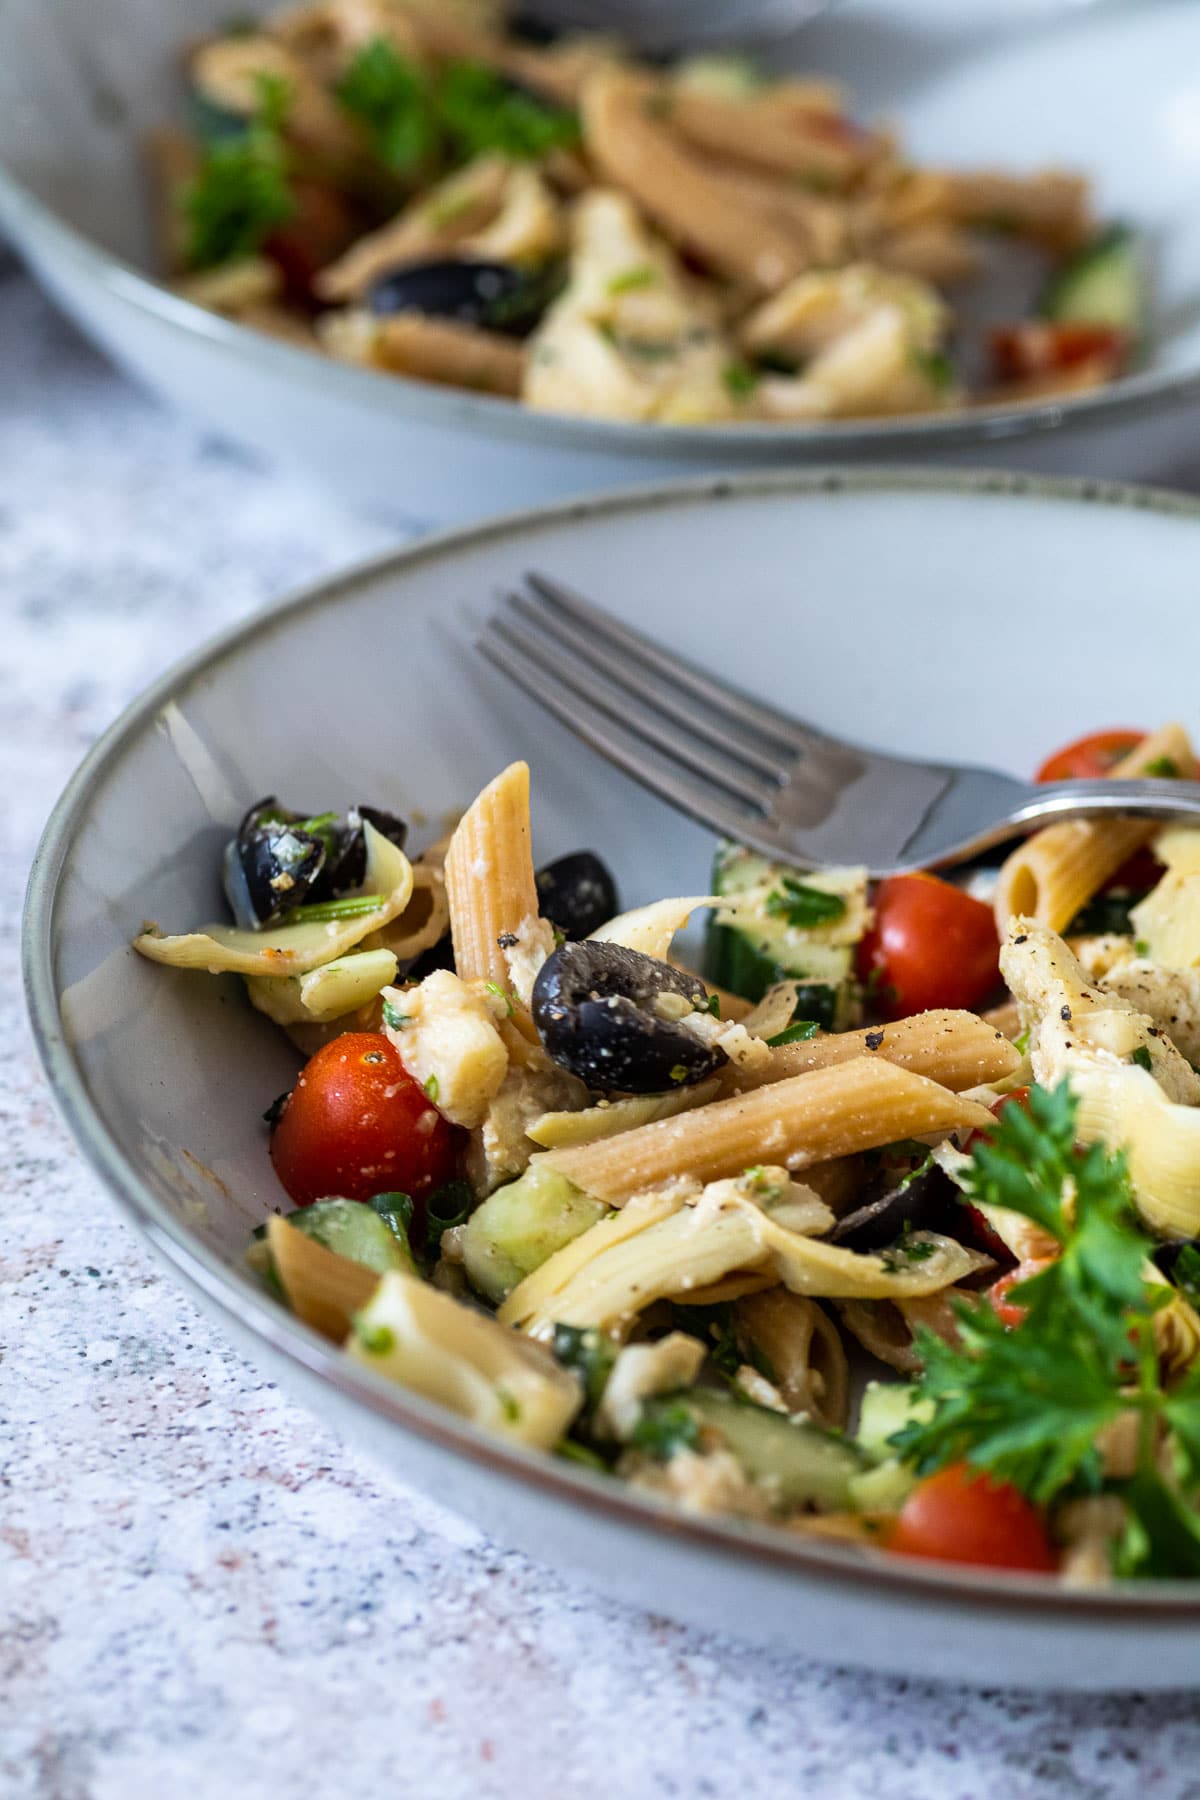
[{"x1": 1011, "y1": 777, "x2": 1200, "y2": 830}]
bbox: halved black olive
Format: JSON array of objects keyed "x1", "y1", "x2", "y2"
[
  {"x1": 532, "y1": 940, "x2": 724, "y2": 1093},
  {"x1": 223, "y1": 797, "x2": 327, "y2": 929},
  {"x1": 535, "y1": 851, "x2": 618, "y2": 940},
  {"x1": 309, "y1": 804, "x2": 408, "y2": 901},
  {"x1": 831, "y1": 1162, "x2": 1011, "y2": 1285},
  {"x1": 368, "y1": 258, "x2": 564, "y2": 338}
]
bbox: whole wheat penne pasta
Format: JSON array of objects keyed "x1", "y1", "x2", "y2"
[
  {"x1": 444, "y1": 762, "x2": 544, "y2": 1006},
  {"x1": 668, "y1": 87, "x2": 883, "y2": 188},
  {"x1": 370, "y1": 314, "x2": 525, "y2": 396},
  {"x1": 143, "y1": 126, "x2": 200, "y2": 275},
  {"x1": 540, "y1": 1058, "x2": 993, "y2": 1204},
  {"x1": 913, "y1": 167, "x2": 1092, "y2": 251},
  {"x1": 267, "y1": 1215, "x2": 379, "y2": 1340},
  {"x1": 994, "y1": 723, "x2": 1197, "y2": 932},
  {"x1": 730, "y1": 1009, "x2": 1021, "y2": 1094},
  {"x1": 581, "y1": 70, "x2": 812, "y2": 291}
]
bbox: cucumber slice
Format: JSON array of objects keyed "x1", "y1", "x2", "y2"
[
  {"x1": 705, "y1": 843, "x2": 858, "y2": 1013},
  {"x1": 285, "y1": 1196, "x2": 417, "y2": 1277},
  {"x1": 638, "y1": 1388, "x2": 867, "y2": 1510},
  {"x1": 461, "y1": 1164, "x2": 608, "y2": 1304},
  {"x1": 856, "y1": 1379, "x2": 934, "y2": 1462},
  {"x1": 1041, "y1": 225, "x2": 1140, "y2": 332}
]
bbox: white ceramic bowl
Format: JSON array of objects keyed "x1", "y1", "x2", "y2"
[
  {"x1": 2, "y1": 1, "x2": 1200, "y2": 519},
  {"x1": 24, "y1": 468, "x2": 1200, "y2": 1688}
]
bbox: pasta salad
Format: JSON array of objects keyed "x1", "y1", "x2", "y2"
[
  {"x1": 134, "y1": 723, "x2": 1200, "y2": 1582},
  {"x1": 148, "y1": 0, "x2": 1141, "y2": 424}
]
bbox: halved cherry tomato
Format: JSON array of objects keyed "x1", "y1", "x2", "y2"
[
  {"x1": 990, "y1": 322, "x2": 1128, "y2": 383},
  {"x1": 856, "y1": 874, "x2": 1001, "y2": 1019},
  {"x1": 264, "y1": 180, "x2": 360, "y2": 302},
  {"x1": 889, "y1": 1464, "x2": 1057, "y2": 1572},
  {"x1": 964, "y1": 1086, "x2": 1033, "y2": 1153},
  {"x1": 988, "y1": 1258, "x2": 1055, "y2": 1329},
  {"x1": 1035, "y1": 729, "x2": 1144, "y2": 783},
  {"x1": 270, "y1": 1032, "x2": 455, "y2": 1208}
]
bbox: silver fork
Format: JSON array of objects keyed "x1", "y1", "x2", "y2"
[{"x1": 478, "y1": 573, "x2": 1200, "y2": 875}]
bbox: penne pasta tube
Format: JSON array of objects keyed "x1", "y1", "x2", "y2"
[
  {"x1": 540, "y1": 1057, "x2": 994, "y2": 1204},
  {"x1": 994, "y1": 723, "x2": 1196, "y2": 933},
  {"x1": 371, "y1": 314, "x2": 525, "y2": 396},
  {"x1": 668, "y1": 87, "x2": 883, "y2": 188},
  {"x1": 444, "y1": 762, "x2": 541, "y2": 989},
  {"x1": 728, "y1": 1009, "x2": 1021, "y2": 1094},
  {"x1": 267, "y1": 1214, "x2": 379, "y2": 1340}
]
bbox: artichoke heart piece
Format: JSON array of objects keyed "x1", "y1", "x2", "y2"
[
  {"x1": 134, "y1": 823, "x2": 414, "y2": 976},
  {"x1": 348, "y1": 1270, "x2": 582, "y2": 1450},
  {"x1": 247, "y1": 948, "x2": 400, "y2": 1026}
]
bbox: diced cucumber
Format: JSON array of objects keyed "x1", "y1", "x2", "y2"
[
  {"x1": 1041, "y1": 225, "x2": 1140, "y2": 332},
  {"x1": 705, "y1": 842, "x2": 857, "y2": 1013},
  {"x1": 639, "y1": 1388, "x2": 867, "y2": 1510},
  {"x1": 848, "y1": 1458, "x2": 917, "y2": 1514},
  {"x1": 856, "y1": 1379, "x2": 933, "y2": 1462},
  {"x1": 461, "y1": 1164, "x2": 608, "y2": 1305},
  {"x1": 285, "y1": 1196, "x2": 417, "y2": 1277}
]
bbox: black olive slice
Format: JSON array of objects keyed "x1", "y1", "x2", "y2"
[
  {"x1": 309, "y1": 805, "x2": 409, "y2": 901},
  {"x1": 367, "y1": 258, "x2": 564, "y2": 337},
  {"x1": 223, "y1": 796, "x2": 327, "y2": 930},
  {"x1": 532, "y1": 940, "x2": 724, "y2": 1093},
  {"x1": 535, "y1": 851, "x2": 618, "y2": 940}
]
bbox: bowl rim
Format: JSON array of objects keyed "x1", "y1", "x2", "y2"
[
  {"x1": 24, "y1": 463, "x2": 1200, "y2": 1625},
  {"x1": 4, "y1": 107, "x2": 1200, "y2": 464}
]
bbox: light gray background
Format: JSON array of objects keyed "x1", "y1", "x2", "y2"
[{"x1": 5, "y1": 261, "x2": 1200, "y2": 1798}]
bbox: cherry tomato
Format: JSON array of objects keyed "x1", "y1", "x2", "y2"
[
  {"x1": 856, "y1": 874, "x2": 1001, "y2": 1019},
  {"x1": 270, "y1": 1032, "x2": 455, "y2": 1208},
  {"x1": 988, "y1": 1258, "x2": 1055, "y2": 1329},
  {"x1": 964, "y1": 1086, "x2": 1033, "y2": 1153},
  {"x1": 989, "y1": 322, "x2": 1127, "y2": 383},
  {"x1": 890, "y1": 1464, "x2": 1057, "y2": 1573},
  {"x1": 1036, "y1": 729, "x2": 1144, "y2": 783},
  {"x1": 1106, "y1": 847, "x2": 1164, "y2": 894},
  {"x1": 265, "y1": 180, "x2": 360, "y2": 302}
]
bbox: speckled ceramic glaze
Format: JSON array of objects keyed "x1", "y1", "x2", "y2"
[
  {"x1": 24, "y1": 466, "x2": 1200, "y2": 1688},
  {"x1": 1, "y1": 0, "x2": 1200, "y2": 517}
]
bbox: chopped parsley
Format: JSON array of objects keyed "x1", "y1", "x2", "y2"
[
  {"x1": 436, "y1": 59, "x2": 580, "y2": 161},
  {"x1": 484, "y1": 980, "x2": 516, "y2": 1015},
  {"x1": 704, "y1": 992, "x2": 722, "y2": 1019},
  {"x1": 496, "y1": 1387, "x2": 523, "y2": 1424},
  {"x1": 764, "y1": 877, "x2": 847, "y2": 930},
  {"x1": 423, "y1": 1073, "x2": 440, "y2": 1102},
  {"x1": 1145, "y1": 756, "x2": 1180, "y2": 778},
  {"x1": 669, "y1": 1063, "x2": 690, "y2": 1083},
  {"x1": 354, "y1": 1319, "x2": 396, "y2": 1356},
  {"x1": 1131, "y1": 1045, "x2": 1154, "y2": 1073},
  {"x1": 766, "y1": 1019, "x2": 820, "y2": 1048},
  {"x1": 722, "y1": 360, "x2": 760, "y2": 399},
  {"x1": 880, "y1": 1231, "x2": 938, "y2": 1273},
  {"x1": 336, "y1": 39, "x2": 438, "y2": 169},
  {"x1": 607, "y1": 264, "x2": 658, "y2": 295},
  {"x1": 381, "y1": 997, "x2": 411, "y2": 1031},
  {"x1": 630, "y1": 1396, "x2": 702, "y2": 1459},
  {"x1": 910, "y1": 346, "x2": 955, "y2": 390},
  {"x1": 552, "y1": 1324, "x2": 616, "y2": 1409},
  {"x1": 181, "y1": 83, "x2": 295, "y2": 269},
  {"x1": 892, "y1": 1082, "x2": 1200, "y2": 1576}
]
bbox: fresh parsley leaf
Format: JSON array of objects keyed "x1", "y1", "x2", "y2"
[
  {"x1": 607, "y1": 264, "x2": 658, "y2": 295},
  {"x1": 436, "y1": 60, "x2": 579, "y2": 161},
  {"x1": 764, "y1": 878, "x2": 847, "y2": 930},
  {"x1": 336, "y1": 39, "x2": 437, "y2": 170},
  {"x1": 1131, "y1": 1045, "x2": 1153, "y2": 1073},
  {"x1": 182, "y1": 121, "x2": 295, "y2": 268},
  {"x1": 1145, "y1": 756, "x2": 1180, "y2": 778},
  {"x1": 894, "y1": 1083, "x2": 1200, "y2": 1574},
  {"x1": 381, "y1": 997, "x2": 411, "y2": 1031}
]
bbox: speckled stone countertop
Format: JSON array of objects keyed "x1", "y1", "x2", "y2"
[{"x1": 5, "y1": 262, "x2": 1200, "y2": 1800}]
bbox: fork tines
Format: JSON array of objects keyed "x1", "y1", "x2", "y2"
[{"x1": 477, "y1": 572, "x2": 813, "y2": 843}]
